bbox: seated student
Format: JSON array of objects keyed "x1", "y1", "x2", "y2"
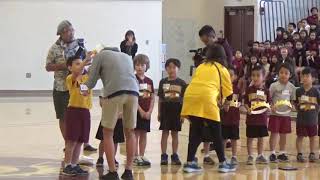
[
  {"x1": 295, "y1": 67, "x2": 320, "y2": 163},
  {"x1": 293, "y1": 41, "x2": 307, "y2": 68},
  {"x1": 245, "y1": 55, "x2": 260, "y2": 85},
  {"x1": 244, "y1": 65, "x2": 271, "y2": 165},
  {"x1": 306, "y1": 30, "x2": 319, "y2": 50},
  {"x1": 259, "y1": 42, "x2": 266, "y2": 54},
  {"x1": 260, "y1": 54, "x2": 270, "y2": 79},
  {"x1": 276, "y1": 47, "x2": 298, "y2": 86},
  {"x1": 233, "y1": 50, "x2": 245, "y2": 76},
  {"x1": 300, "y1": 30, "x2": 309, "y2": 44},
  {"x1": 301, "y1": 19, "x2": 311, "y2": 34},
  {"x1": 250, "y1": 41, "x2": 261, "y2": 57},
  {"x1": 307, "y1": 7, "x2": 319, "y2": 26},
  {"x1": 275, "y1": 27, "x2": 285, "y2": 43},
  {"x1": 266, "y1": 55, "x2": 280, "y2": 88},
  {"x1": 288, "y1": 22, "x2": 297, "y2": 35},
  {"x1": 96, "y1": 88, "x2": 125, "y2": 168},
  {"x1": 292, "y1": 32, "x2": 301, "y2": 44},
  {"x1": 283, "y1": 31, "x2": 293, "y2": 44}
]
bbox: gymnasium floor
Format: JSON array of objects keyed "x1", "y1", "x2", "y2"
[{"x1": 1, "y1": 97, "x2": 320, "y2": 180}]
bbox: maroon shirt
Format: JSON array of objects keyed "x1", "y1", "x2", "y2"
[
  {"x1": 222, "y1": 82, "x2": 241, "y2": 126},
  {"x1": 244, "y1": 85, "x2": 271, "y2": 126},
  {"x1": 136, "y1": 75, "x2": 154, "y2": 112}
]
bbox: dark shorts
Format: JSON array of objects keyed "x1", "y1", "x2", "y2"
[
  {"x1": 65, "y1": 107, "x2": 90, "y2": 143},
  {"x1": 95, "y1": 119, "x2": 125, "y2": 144},
  {"x1": 159, "y1": 102, "x2": 182, "y2": 131},
  {"x1": 53, "y1": 90, "x2": 69, "y2": 120},
  {"x1": 296, "y1": 124, "x2": 318, "y2": 137},
  {"x1": 246, "y1": 125, "x2": 269, "y2": 138},
  {"x1": 222, "y1": 125, "x2": 240, "y2": 140},
  {"x1": 268, "y1": 115, "x2": 292, "y2": 134},
  {"x1": 135, "y1": 112, "x2": 150, "y2": 132}
]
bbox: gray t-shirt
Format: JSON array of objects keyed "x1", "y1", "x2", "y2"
[
  {"x1": 85, "y1": 50, "x2": 139, "y2": 97},
  {"x1": 270, "y1": 81, "x2": 296, "y2": 116}
]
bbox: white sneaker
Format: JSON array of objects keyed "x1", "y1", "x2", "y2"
[{"x1": 79, "y1": 155, "x2": 94, "y2": 165}]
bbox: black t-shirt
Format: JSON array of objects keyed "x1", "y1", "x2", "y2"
[
  {"x1": 295, "y1": 87, "x2": 320, "y2": 125},
  {"x1": 158, "y1": 77, "x2": 187, "y2": 103}
]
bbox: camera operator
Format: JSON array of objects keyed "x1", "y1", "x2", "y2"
[{"x1": 197, "y1": 25, "x2": 233, "y2": 67}]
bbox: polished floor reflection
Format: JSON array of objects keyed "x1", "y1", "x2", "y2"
[{"x1": 0, "y1": 97, "x2": 320, "y2": 180}]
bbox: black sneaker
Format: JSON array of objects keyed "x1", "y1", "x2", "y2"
[
  {"x1": 121, "y1": 169, "x2": 134, "y2": 180},
  {"x1": 277, "y1": 153, "x2": 289, "y2": 162},
  {"x1": 61, "y1": 165, "x2": 77, "y2": 176},
  {"x1": 84, "y1": 144, "x2": 97, "y2": 152},
  {"x1": 171, "y1": 153, "x2": 182, "y2": 165},
  {"x1": 269, "y1": 153, "x2": 278, "y2": 163},
  {"x1": 74, "y1": 164, "x2": 89, "y2": 176},
  {"x1": 161, "y1": 153, "x2": 168, "y2": 165},
  {"x1": 96, "y1": 157, "x2": 104, "y2": 167},
  {"x1": 297, "y1": 153, "x2": 305, "y2": 163},
  {"x1": 100, "y1": 171, "x2": 119, "y2": 180}
]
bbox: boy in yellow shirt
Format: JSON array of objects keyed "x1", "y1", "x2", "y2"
[{"x1": 62, "y1": 53, "x2": 92, "y2": 176}]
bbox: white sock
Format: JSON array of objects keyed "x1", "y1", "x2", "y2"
[
  {"x1": 204, "y1": 154, "x2": 210, "y2": 158},
  {"x1": 258, "y1": 154, "x2": 263, "y2": 157},
  {"x1": 279, "y1": 151, "x2": 286, "y2": 155},
  {"x1": 65, "y1": 163, "x2": 72, "y2": 168},
  {"x1": 271, "y1": 151, "x2": 276, "y2": 155},
  {"x1": 71, "y1": 164, "x2": 77, "y2": 168},
  {"x1": 232, "y1": 156, "x2": 237, "y2": 159}
]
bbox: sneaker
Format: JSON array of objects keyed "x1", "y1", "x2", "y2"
[
  {"x1": 309, "y1": 152, "x2": 317, "y2": 163},
  {"x1": 84, "y1": 144, "x2": 97, "y2": 152},
  {"x1": 269, "y1": 153, "x2": 278, "y2": 163},
  {"x1": 296, "y1": 153, "x2": 305, "y2": 163},
  {"x1": 96, "y1": 157, "x2": 104, "y2": 167},
  {"x1": 100, "y1": 171, "x2": 119, "y2": 180},
  {"x1": 121, "y1": 169, "x2": 134, "y2": 180},
  {"x1": 161, "y1": 153, "x2": 168, "y2": 165},
  {"x1": 183, "y1": 161, "x2": 203, "y2": 173},
  {"x1": 203, "y1": 156, "x2": 215, "y2": 165},
  {"x1": 171, "y1": 153, "x2": 182, "y2": 165},
  {"x1": 218, "y1": 161, "x2": 236, "y2": 173},
  {"x1": 256, "y1": 155, "x2": 268, "y2": 164},
  {"x1": 133, "y1": 157, "x2": 142, "y2": 166},
  {"x1": 73, "y1": 165, "x2": 88, "y2": 176},
  {"x1": 277, "y1": 153, "x2": 289, "y2": 162},
  {"x1": 138, "y1": 156, "x2": 151, "y2": 166},
  {"x1": 115, "y1": 159, "x2": 119, "y2": 167},
  {"x1": 230, "y1": 157, "x2": 238, "y2": 165},
  {"x1": 246, "y1": 156, "x2": 254, "y2": 165},
  {"x1": 61, "y1": 165, "x2": 77, "y2": 176}
]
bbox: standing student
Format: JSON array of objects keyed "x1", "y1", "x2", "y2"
[
  {"x1": 268, "y1": 63, "x2": 296, "y2": 163},
  {"x1": 221, "y1": 67, "x2": 241, "y2": 165},
  {"x1": 158, "y1": 58, "x2": 187, "y2": 166},
  {"x1": 133, "y1": 54, "x2": 155, "y2": 166},
  {"x1": 295, "y1": 68, "x2": 320, "y2": 163},
  {"x1": 244, "y1": 65, "x2": 271, "y2": 165},
  {"x1": 96, "y1": 88, "x2": 125, "y2": 168},
  {"x1": 181, "y1": 44, "x2": 236, "y2": 173},
  {"x1": 62, "y1": 54, "x2": 92, "y2": 176},
  {"x1": 120, "y1": 30, "x2": 138, "y2": 59}
]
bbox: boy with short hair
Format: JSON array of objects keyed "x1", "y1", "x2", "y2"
[
  {"x1": 295, "y1": 67, "x2": 320, "y2": 163},
  {"x1": 62, "y1": 53, "x2": 92, "y2": 176},
  {"x1": 244, "y1": 65, "x2": 271, "y2": 165}
]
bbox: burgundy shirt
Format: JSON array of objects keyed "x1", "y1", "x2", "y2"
[
  {"x1": 136, "y1": 75, "x2": 154, "y2": 112},
  {"x1": 244, "y1": 85, "x2": 271, "y2": 126},
  {"x1": 222, "y1": 82, "x2": 241, "y2": 126}
]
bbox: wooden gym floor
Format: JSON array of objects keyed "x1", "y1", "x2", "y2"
[{"x1": 0, "y1": 97, "x2": 320, "y2": 180}]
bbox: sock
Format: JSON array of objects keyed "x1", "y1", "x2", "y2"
[
  {"x1": 258, "y1": 154, "x2": 263, "y2": 157},
  {"x1": 71, "y1": 164, "x2": 77, "y2": 168},
  {"x1": 232, "y1": 156, "x2": 237, "y2": 158},
  {"x1": 65, "y1": 163, "x2": 72, "y2": 168},
  {"x1": 279, "y1": 151, "x2": 286, "y2": 155},
  {"x1": 204, "y1": 154, "x2": 210, "y2": 158},
  {"x1": 271, "y1": 151, "x2": 276, "y2": 155}
]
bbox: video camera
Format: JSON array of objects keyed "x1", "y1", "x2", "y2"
[{"x1": 189, "y1": 48, "x2": 206, "y2": 76}]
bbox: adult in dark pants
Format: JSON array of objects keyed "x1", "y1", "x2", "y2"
[
  {"x1": 181, "y1": 44, "x2": 236, "y2": 173},
  {"x1": 120, "y1": 30, "x2": 138, "y2": 59},
  {"x1": 45, "y1": 20, "x2": 96, "y2": 152}
]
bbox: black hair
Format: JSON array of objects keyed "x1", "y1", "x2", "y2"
[
  {"x1": 199, "y1": 25, "x2": 216, "y2": 37},
  {"x1": 309, "y1": 30, "x2": 317, "y2": 35},
  {"x1": 293, "y1": 32, "x2": 300, "y2": 36},
  {"x1": 311, "y1": 7, "x2": 318, "y2": 13},
  {"x1": 288, "y1": 22, "x2": 297, "y2": 29},
  {"x1": 205, "y1": 44, "x2": 227, "y2": 67},
  {"x1": 302, "y1": 67, "x2": 313, "y2": 76},
  {"x1": 278, "y1": 62, "x2": 293, "y2": 75},
  {"x1": 125, "y1": 30, "x2": 136, "y2": 41},
  {"x1": 300, "y1": 29, "x2": 308, "y2": 35},
  {"x1": 265, "y1": 40, "x2": 271, "y2": 43},
  {"x1": 276, "y1": 27, "x2": 285, "y2": 32},
  {"x1": 251, "y1": 64, "x2": 266, "y2": 76},
  {"x1": 66, "y1": 55, "x2": 81, "y2": 67},
  {"x1": 253, "y1": 41, "x2": 260, "y2": 45},
  {"x1": 165, "y1": 58, "x2": 181, "y2": 68}
]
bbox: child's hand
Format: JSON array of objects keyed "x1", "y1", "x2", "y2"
[
  {"x1": 247, "y1": 108, "x2": 252, "y2": 115},
  {"x1": 139, "y1": 109, "x2": 146, "y2": 118},
  {"x1": 144, "y1": 111, "x2": 152, "y2": 120},
  {"x1": 271, "y1": 105, "x2": 276, "y2": 113}
]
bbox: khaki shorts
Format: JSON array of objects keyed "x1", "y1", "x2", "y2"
[{"x1": 101, "y1": 94, "x2": 138, "y2": 130}]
